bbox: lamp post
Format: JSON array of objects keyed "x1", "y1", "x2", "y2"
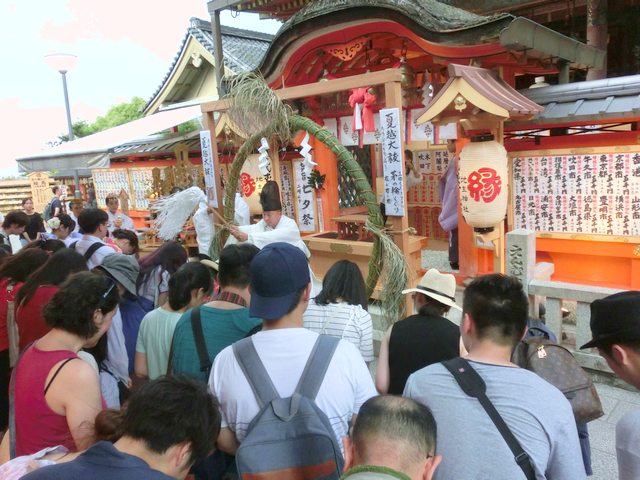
[{"x1": 45, "y1": 53, "x2": 81, "y2": 198}]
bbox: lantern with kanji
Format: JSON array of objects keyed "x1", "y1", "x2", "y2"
[{"x1": 458, "y1": 135, "x2": 508, "y2": 232}]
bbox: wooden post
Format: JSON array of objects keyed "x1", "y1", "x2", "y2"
[{"x1": 385, "y1": 80, "x2": 413, "y2": 316}]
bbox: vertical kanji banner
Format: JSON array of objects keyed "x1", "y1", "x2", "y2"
[
  {"x1": 199, "y1": 130, "x2": 218, "y2": 208},
  {"x1": 293, "y1": 159, "x2": 316, "y2": 232},
  {"x1": 380, "y1": 107, "x2": 405, "y2": 216}
]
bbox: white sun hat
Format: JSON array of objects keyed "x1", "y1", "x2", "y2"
[{"x1": 401, "y1": 268, "x2": 461, "y2": 311}]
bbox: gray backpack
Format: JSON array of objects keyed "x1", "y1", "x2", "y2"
[{"x1": 232, "y1": 335, "x2": 344, "y2": 480}]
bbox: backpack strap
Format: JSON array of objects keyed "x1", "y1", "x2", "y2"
[
  {"x1": 190, "y1": 307, "x2": 211, "y2": 374},
  {"x1": 442, "y1": 358, "x2": 536, "y2": 480},
  {"x1": 295, "y1": 335, "x2": 339, "y2": 400},
  {"x1": 233, "y1": 337, "x2": 279, "y2": 408},
  {"x1": 83, "y1": 242, "x2": 104, "y2": 261}
]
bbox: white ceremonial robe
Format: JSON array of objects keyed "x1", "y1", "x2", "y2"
[
  {"x1": 107, "y1": 210, "x2": 135, "y2": 233},
  {"x1": 226, "y1": 214, "x2": 311, "y2": 258}
]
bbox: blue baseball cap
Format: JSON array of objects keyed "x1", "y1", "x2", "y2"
[{"x1": 249, "y1": 242, "x2": 310, "y2": 320}]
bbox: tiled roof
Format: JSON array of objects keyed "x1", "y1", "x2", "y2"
[
  {"x1": 145, "y1": 17, "x2": 273, "y2": 110},
  {"x1": 510, "y1": 75, "x2": 640, "y2": 126}
]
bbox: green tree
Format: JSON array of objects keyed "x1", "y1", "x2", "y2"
[{"x1": 56, "y1": 96, "x2": 146, "y2": 142}]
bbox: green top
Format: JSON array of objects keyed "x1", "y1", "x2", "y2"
[
  {"x1": 135, "y1": 307, "x2": 183, "y2": 380},
  {"x1": 340, "y1": 465, "x2": 411, "y2": 480},
  {"x1": 170, "y1": 305, "x2": 261, "y2": 382}
]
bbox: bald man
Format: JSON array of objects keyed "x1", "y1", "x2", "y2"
[{"x1": 342, "y1": 396, "x2": 441, "y2": 480}]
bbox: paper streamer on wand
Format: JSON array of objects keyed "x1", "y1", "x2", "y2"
[
  {"x1": 299, "y1": 131, "x2": 316, "y2": 174},
  {"x1": 258, "y1": 137, "x2": 271, "y2": 177}
]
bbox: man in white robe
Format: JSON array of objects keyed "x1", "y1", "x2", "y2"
[
  {"x1": 226, "y1": 181, "x2": 310, "y2": 258},
  {"x1": 105, "y1": 193, "x2": 135, "y2": 233}
]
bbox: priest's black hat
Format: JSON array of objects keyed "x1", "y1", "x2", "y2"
[{"x1": 259, "y1": 181, "x2": 282, "y2": 212}]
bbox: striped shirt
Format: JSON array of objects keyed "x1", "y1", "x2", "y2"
[{"x1": 303, "y1": 299, "x2": 374, "y2": 362}]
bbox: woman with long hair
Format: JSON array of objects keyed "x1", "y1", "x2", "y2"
[
  {"x1": 135, "y1": 262, "x2": 212, "y2": 380},
  {"x1": 11, "y1": 272, "x2": 119, "y2": 456},
  {"x1": 0, "y1": 248, "x2": 49, "y2": 431},
  {"x1": 15, "y1": 249, "x2": 88, "y2": 349},
  {"x1": 136, "y1": 241, "x2": 187, "y2": 311},
  {"x1": 303, "y1": 260, "x2": 374, "y2": 363}
]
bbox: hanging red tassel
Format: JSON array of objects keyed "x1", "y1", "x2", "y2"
[{"x1": 349, "y1": 87, "x2": 376, "y2": 147}]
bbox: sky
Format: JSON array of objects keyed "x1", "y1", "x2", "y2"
[{"x1": 0, "y1": 0, "x2": 281, "y2": 177}]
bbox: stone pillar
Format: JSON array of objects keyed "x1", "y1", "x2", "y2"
[{"x1": 506, "y1": 229, "x2": 536, "y2": 316}]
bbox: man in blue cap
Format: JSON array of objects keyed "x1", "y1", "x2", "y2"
[
  {"x1": 209, "y1": 242, "x2": 376, "y2": 455},
  {"x1": 581, "y1": 291, "x2": 640, "y2": 480}
]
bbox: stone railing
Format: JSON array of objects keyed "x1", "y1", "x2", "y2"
[
  {"x1": 507, "y1": 229, "x2": 623, "y2": 373},
  {"x1": 528, "y1": 279, "x2": 621, "y2": 372}
]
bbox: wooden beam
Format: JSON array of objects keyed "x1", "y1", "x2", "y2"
[{"x1": 200, "y1": 69, "x2": 404, "y2": 114}]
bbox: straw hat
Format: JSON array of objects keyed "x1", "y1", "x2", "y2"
[{"x1": 401, "y1": 268, "x2": 461, "y2": 311}]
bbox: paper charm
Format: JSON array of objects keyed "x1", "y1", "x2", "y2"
[
  {"x1": 258, "y1": 137, "x2": 271, "y2": 177},
  {"x1": 299, "y1": 131, "x2": 317, "y2": 174}
]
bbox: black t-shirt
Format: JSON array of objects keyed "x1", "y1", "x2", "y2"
[
  {"x1": 25, "y1": 212, "x2": 45, "y2": 240},
  {"x1": 388, "y1": 313, "x2": 460, "y2": 395}
]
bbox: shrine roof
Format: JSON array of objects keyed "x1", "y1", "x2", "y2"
[
  {"x1": 280, "y1": 0, "x2": 512, "y2": 33},
  {"x1": 417, "y1": 64, "x2": 543, "y2": 124},
  {"x1": 145, "y1": 18, "x2": 273, "y2": 111},
  {"x1": 508, "y1": 75, "x2": 640, "y2": 127}
]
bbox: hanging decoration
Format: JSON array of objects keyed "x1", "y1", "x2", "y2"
[
  {"x1": 299, "y1": 131, "x2": 316, "y2": 174},
  {"x1": 348, "y1": 87, "x2": 376, "y2": 147},
  {"x1": 458, "y1": 135, "x2": 508, "y2": 232},
  {"x1": 308, "y1": 168, "x2": 326, "y2": 191},
  {"x1": 257, "y1": 137, "x2": 271, "y2": 178}
]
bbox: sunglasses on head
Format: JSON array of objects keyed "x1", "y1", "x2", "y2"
[{"x1": 100, "y1": 276, "x2": 116, "y2": 304}]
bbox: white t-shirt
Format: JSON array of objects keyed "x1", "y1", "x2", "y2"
[
  {"x1": 75, "y1": 234, "x2": 116, "y2": 269},
  {"x1": 210, "y1": 328, "x2": 376, "y2": 450},
  {"x1": 138, "y1": 266, "x2": 170, "y2": 305},
  {"x1": 303, "y1": 300, "x2": 374, "y2": 362}
]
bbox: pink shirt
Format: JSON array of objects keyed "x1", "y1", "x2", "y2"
[{"x1": 14, "y1": 345, "x2": 80, "y2": 456}]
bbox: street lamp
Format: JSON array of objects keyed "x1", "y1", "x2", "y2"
[{"x1": 45, "y1": 52, "x2": 81, "y2": 198}]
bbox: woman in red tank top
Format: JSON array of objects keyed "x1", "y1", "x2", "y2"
[
  {"x1": 15, "y1": 249, "x2": 88, "y2": 349},
  {"x1": 0, "y1": 248, "x2": 48, "y2": 432},
  {"x1": 10, "y1": 271, "x2": 120, "y2": 456}
]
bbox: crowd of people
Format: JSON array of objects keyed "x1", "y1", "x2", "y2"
[{"x1": 0, "y1": 185, "x2": 636, "y2": 480}]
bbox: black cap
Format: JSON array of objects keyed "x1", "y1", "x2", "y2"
[
  {"x1": 259, "y1": 181, "x2": 282, "y2": 212},
  {"x1": 580, "y1": 291, "x2": 640, "y2": 349}
]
